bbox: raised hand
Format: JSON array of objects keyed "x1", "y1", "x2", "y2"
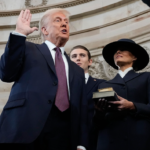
[{"x1": 15, "y1": 9, "x2": 38, "y2": 36}]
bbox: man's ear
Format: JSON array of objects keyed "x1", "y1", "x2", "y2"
[
  {"x1": 88, "y1": 59, "x2": 93, "y2": 67},
  {"x1": 41, "y1": 27, "x2": 48, "y2": 36}
]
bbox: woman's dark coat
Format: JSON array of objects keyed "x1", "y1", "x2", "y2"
[{"x1": 95, "y1": 70, "x2": 150, "y2": 150}]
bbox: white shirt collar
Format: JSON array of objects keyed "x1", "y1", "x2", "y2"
[
  {"x1": 45, "y1": 40, "x2": 65, "y2": 55},
  {"x1": 118, "y1": 67, "x2": 133, "y2": 78},
  {"x1": 85, "y1": 73, "x2": 89, "y2": 84}
]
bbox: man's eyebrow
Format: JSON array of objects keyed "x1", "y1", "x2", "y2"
[
  {"x1": 54, "y1": 17, "x2": 61, "y2": 20},
  {"x1": 79, "y1": 53, "x2": 86, "y2": 55},
  {"x1": 54, "y1": 16, "x2": 68, "y2": 21},
  {"x1": 72, "y1": 53, "x2": 86, "y2": 55},
  {"x1": 64, "y1": 18, "x2": 69, "y2": 21},
  {"x1": 71, "y1": 54, "x2": 77, "y2": 56}
]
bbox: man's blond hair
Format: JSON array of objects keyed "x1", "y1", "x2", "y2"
[{"x1": 39, "y1": 8, "x2": 70, "y2": 42}]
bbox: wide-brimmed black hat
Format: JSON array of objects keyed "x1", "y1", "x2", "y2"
[
  {"x1": 102, "y1": 39, "x2": 149, "y2": 71},
  {"x1": 142, "y1": 0, "x2": 150, "y2": 7}
]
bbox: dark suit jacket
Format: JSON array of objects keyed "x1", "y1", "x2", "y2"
[
  {"x1": 86, "y1": 76, "x2": 105, "y2": 150},
  {"x1": 0, "y1": 34, "x2": 88, "y2": 150},
  {"x1": 86, "y1": 76, "x2": 105, "y2": 127},
  {"x1": 142, "y1": 0, "x2": 150, "y2": 7},
  {"x1": 96, "y1": 70, "x2": 150, "y2": 150}
]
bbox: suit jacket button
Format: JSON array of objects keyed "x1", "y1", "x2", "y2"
[
  {"x1": 53, "y1": 82, "x2": 57, "y2": 86},
  {"x1": 48, "y1": 100, "x2": 52, "y2": 104}
]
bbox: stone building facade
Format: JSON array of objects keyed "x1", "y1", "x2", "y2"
[{"x1": 0, "y1": 0, "x2": 150, "y2": 113}]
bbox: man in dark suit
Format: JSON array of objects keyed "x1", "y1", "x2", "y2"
[
  {"x1": 0, "y1": 9, "x2": 88, "y2": 150},
  {"x1": 95, "y1": 39, "x2": 150, "y2": 150},
  {"x1": 142, "y1": 0, "x2": 150, "y2": 7},
  {"x1": 70, "y1": 45, "x2": 105, "y2": 150}
]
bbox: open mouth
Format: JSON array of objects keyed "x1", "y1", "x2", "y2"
[{"x1": 62, "y1": 29, "x2": 67, "y2": 34}]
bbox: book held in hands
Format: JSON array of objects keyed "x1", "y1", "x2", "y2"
[{"x1": 92, "y1": 87, "x2": 119, "y2": 103}]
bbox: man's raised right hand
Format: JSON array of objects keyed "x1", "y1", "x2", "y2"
[{"x1": 15, "y1": 9, "x2": 38, "y2": 36}]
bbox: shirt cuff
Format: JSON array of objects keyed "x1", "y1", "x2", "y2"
[
  {"x1": 12, "y1": 31, "x2": 27, "y2": 37},
  {"x1": 77, "y1": 146, "x2": 86, "y2": 150}
]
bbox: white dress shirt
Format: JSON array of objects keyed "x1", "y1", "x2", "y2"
[
  {"x1": 85, "y1": 73, "x2": 89, "y2": 84},
  {"x1": 118, "y1": 67, "x2": 133, "y2": 78},
  {"x1": 12, "y1": 31, "x2": 86, "y2": 150}
]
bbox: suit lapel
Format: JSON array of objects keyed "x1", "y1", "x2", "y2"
[
  {"x1": 107, "y1": 74, "x2": 125, "y2": 85},
  {"x1": 107, "y1": 70, "x2": 141, "y2": 85},
  {"x1": 123, "y1": 70, "x2": 141, "y2": 83},
  {"x1": 36, "y1": 44, "x2": 74, "y2": 85},
  {"x1": 36, "y1": 43, "x2": 56, "y2": 76},
  {"x1": 64, "y1": 52, "x2": 74, "y2": 87},
  {"x1": 86, "y1": 76, "x2": 99, "y2": 94}
]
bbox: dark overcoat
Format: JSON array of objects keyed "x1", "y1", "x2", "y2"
[
  {"x1": 86, "y1": 76, "x2": 105, "y2": 126},
  {"x1": 86, "y1": 76, "x2": 105, "y2": 150},
  {"x1": 96, "y1": 70, "x2": 150, "y2": 150},
  {"x1": 0, "y1": 34, "x2": 88, "y2": 150}
]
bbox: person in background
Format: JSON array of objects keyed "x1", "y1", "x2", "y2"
[
  {"x1": 0, "y1": 9, "x2": 88, "y2": 150},
  {"x1": 95, "y1": 39, "x2": 150, "y2": 150},
  {"x1": 70, "y1": 45, "x2": 105, "y2": 150}
]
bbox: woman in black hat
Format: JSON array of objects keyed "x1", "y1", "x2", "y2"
[{"x1": 94, "y1": 39, "x2": 150, "y2": 150}]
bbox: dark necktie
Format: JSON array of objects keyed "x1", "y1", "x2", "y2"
[{"x1": 54, "y1": 47, "x2": 69, "y2": 112}]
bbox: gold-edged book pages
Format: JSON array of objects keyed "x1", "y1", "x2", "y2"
[{"x1": 98, "y1": 87, "x2": 114, "y2": 92}]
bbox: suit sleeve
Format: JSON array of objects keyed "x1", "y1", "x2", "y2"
[
  {"x1": 0, "y1": 33, "x2": 26, "y2": 82},
  {"x1": 133, "y1": 74, "x2": 150, "y2": 118},
  {"x1": 79, "y1": 71, "x2": 89, "y2": 149}
]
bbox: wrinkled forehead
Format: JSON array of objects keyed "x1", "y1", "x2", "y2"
[{"x1": 49, "y1": 11, "x2": 69, "y2": 21}]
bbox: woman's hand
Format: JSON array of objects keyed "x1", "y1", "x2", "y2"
[
  {"x1": 95, "y1": 98, "x2": 108, "y2": 113},
  {"x1": 108, "y1": 95, "x2": 136, "y2": 111}
]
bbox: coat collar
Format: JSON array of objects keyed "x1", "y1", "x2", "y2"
[
  {"x1": 107, "y1": 74, "x2": 125, "y2": 85},
  {"x1": 107, "y1": 70, "x2": 141, "y2": 85},
  {"x1": 37, "y1": 43, "x2": 74, "y2": 87},
  {"x1": 36, "y1": 43, "x2": 74, "y2": 87},
  {"x1": 36, "y1": 43, "x2": 56, "y2": 76},
  {"x1": 86, "y1": 76, "x2": 99, "y2": 94},
  {"x1": 123, "y1": 70, "x2": 141, "y2": 82}
]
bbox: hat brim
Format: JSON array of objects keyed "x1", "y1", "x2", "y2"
[{"x1": 102, "y1": 41, "x2": 149, "y2": 71}]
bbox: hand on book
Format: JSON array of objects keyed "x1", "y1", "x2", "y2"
[
  {"x1": 95, "y1": 98, "x2": 108, "y2": 113},
  {"x1": 108, "y1": 95, "x2": 135, "y2": 111}
]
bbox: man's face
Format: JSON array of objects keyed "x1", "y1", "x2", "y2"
[
  {"x1": 114, "y1": 50, "x2": 137, "y2": 67},
  {"x1": 70, "y1": 49, "x2": 92, "y2": 73},
  {"x1": 42, "y1": 12, "x2": 69, "y2": 45}
]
